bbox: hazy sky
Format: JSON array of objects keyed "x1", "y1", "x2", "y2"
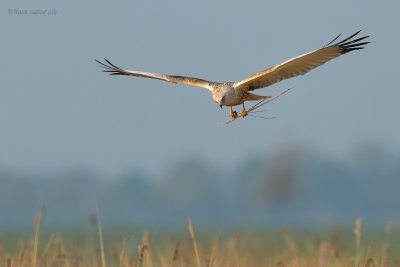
[{"x1": 1, "y1": 0, "x2": 399, "y2": 175}]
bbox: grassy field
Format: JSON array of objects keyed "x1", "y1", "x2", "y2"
[{"x1": 1, "y1": 211, "x2": 399, "y2": 267}]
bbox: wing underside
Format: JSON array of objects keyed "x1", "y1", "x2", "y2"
[
  {"x1": 234, "y1": 31, "x2": 370, "y2": 91},
  {"x1": 96, "y1": 59, "x2": 216, "y2": 91}
]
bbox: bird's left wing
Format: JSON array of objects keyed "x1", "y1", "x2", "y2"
[
  {"x1": 234, "y1": 31, "x2": 370, "y2": 91},
  {"x1": 96, "y1": 59, "x2": 216, "y2": 91}
]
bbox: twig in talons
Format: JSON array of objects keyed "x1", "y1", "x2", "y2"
[
  {"x1": 248, "y1": 114, "x2": 276, "y2": 120},
  {"x1": 248, "y1": 110, "x2": 267, "y2": 114},
  {"x1": 222, "y1": 85, "x2": 295, "y2": 125},
  {"x1": 248, "y1": 85, "x2": 296, "y2": 113}
]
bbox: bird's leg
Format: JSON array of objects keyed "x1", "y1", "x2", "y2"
[
  {"x1": 239, "y1": 103, "x2": 249, "y2": 117},
  {"x1": 229, "y1": 106, "x2": 238, "y2": 118}
]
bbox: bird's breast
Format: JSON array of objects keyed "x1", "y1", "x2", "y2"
[{"x1": 225, "y1": 90, "x2": 247, "y2": 106}]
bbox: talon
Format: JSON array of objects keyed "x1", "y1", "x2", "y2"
[
  {"x1": 240, "y1": 103, "x2": 248, "y2": 118},
  {"x1": 229, "y1": 107, "x2": 238, "y2": 118},
  {"x1": 240, "y1": 110, "x2": 248, "y2": 118}
]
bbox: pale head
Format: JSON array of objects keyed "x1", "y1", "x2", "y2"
[{"x1": 212, "y1": 83, "x2": 235, "y2": 108}]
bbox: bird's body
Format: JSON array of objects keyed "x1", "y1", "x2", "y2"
[
  {"x1": 210, "y1": 83, "x2": 269, "y2": 107},
  {"x1": 97, "y1": 31, "x2": 369, "y2": 119}
]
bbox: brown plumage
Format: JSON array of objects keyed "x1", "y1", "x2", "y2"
[{"x1": 97, "y1": 31, "x2": 369, "y2": 119}]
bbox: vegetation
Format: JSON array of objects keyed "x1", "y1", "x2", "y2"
[{"x1": 0, "y1": 207, "x2": 398, "y2": 267}]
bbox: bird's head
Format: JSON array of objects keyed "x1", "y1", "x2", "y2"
[
  {"x1": 213, "y1": 85, "x2": 233, "y2": 108},
  {"x1": 218, "y1": 95, "x2": 227, "y2": 108}
]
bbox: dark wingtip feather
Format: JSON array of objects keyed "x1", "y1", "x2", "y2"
[
  {"x1": 95, "y1": 58, "x2": 125, "y2": 75},
  {"x1": 336, "y1": 30, "x2": 362, "y2": 45},
  {"x1": 329, "y1": 30, "x2": 370, "y2": 54},
  {"x1": 324, "y1": 33, "x2": 342, "y2": 47}
]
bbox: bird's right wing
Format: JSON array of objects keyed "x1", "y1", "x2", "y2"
[{"x1": 96, "y1": 59, "x2": 216, "y2": 91}]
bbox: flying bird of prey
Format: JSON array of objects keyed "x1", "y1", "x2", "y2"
[{"x1": 96, "y1": 31, "x2": 369, "y2": 120}]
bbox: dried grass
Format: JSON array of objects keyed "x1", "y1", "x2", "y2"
[{"x1": 1, "y1": 213, "x2": 399, "y2": 267}]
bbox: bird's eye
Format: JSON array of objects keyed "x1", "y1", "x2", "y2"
[{"x1": 221, "y1": 96, "x2": 226, "y2": 102}]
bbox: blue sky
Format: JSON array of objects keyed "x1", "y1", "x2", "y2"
[{"x1": 1, "y1": 0, "x2": 399, "y2": 175}]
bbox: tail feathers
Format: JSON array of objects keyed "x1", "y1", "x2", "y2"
[{"x1": 246, "y1": 93, "x2": 271, "y2": 101}]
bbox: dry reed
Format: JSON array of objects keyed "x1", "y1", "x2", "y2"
[
  {"x1": 95, "y1": 198, "x2": 107, "y2": 267},
  {"x1": 187, "y1": 218, "x2": 202, "y2": 267},
  {"x1": 1, "y1": 211, "x2": 399, "y2": 267},
  {"x1": 32, "y1": 204, "x2": 43, "y2": 267}
]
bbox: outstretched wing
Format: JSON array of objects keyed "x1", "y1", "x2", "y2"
[
  {"x1": 234, "y1": 31, "x2": 370, "y2": 91},
  {"x1": 96, "y1": 59, "x2": 216, "y2": 91}
]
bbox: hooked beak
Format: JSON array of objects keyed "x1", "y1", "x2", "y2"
[{"x1": 219, "y1": 104, "x2": 222, "y2": 109}]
